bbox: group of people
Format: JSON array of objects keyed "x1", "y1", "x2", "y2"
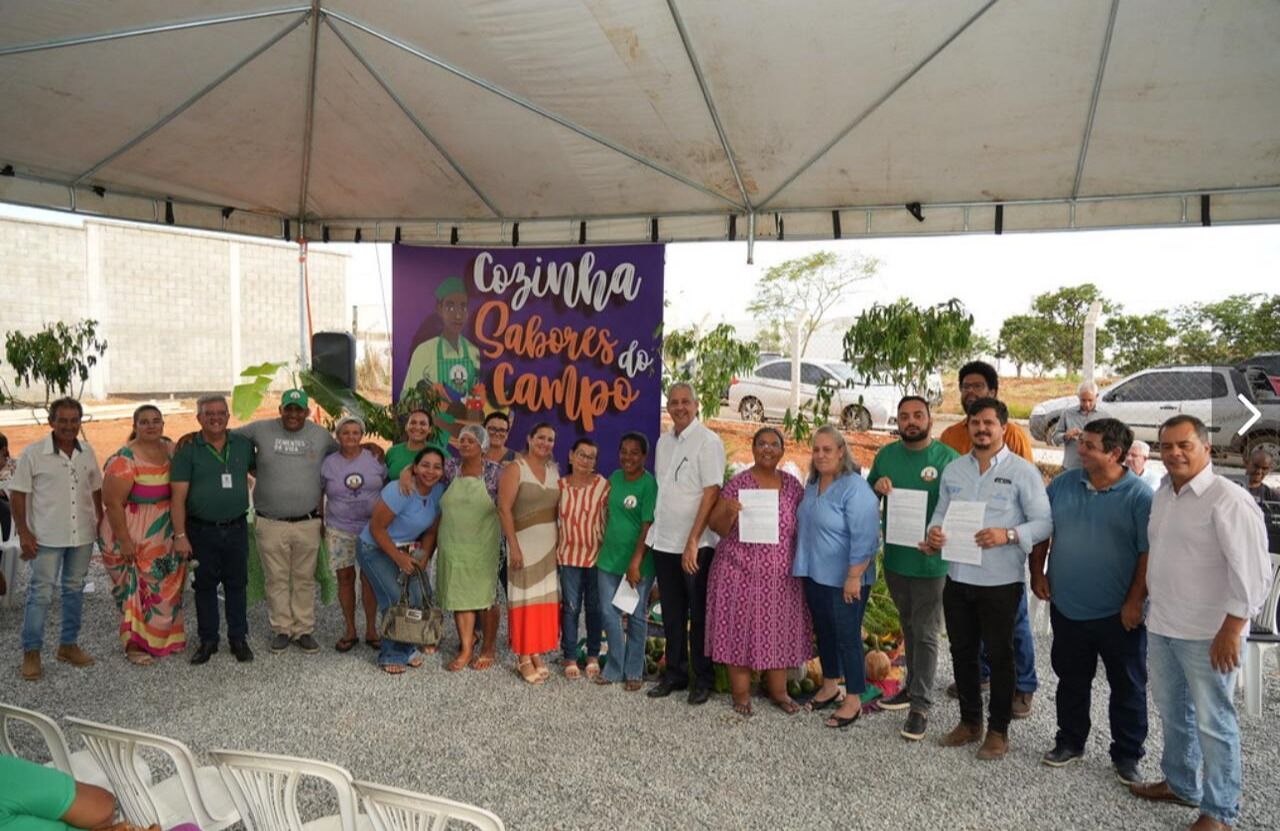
[{"x1": 4, "y1": 357, "x2": 1275, "y2": 831}]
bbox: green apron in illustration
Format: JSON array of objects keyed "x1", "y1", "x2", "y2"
[{"x1": 437, "y1": 475, "x2": 500, "y2": 611}]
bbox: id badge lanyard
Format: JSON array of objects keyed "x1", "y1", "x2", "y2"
[{"x1": 206, "y1": 440, "x2": 233, "y2": 489}]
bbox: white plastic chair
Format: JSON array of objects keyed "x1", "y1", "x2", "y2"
[
  {"x1": 1243, "y1": 553, "x2": 1280, "y2": 717},
  {"x1": 66, "y1": 717, "x2": 239, "y2": 831},
  {"x1": 354, "y1": 780, "x2": 505, "y2": 831},
  {"x1": 1, "y1": 536, "x2": 20, "y2": 608},
  {"x1": 211, "y1": 749, "x2": 367, "y2": 831},
  {"x1": 0, "y1": 702, "x2": 117, "y2": 788}
]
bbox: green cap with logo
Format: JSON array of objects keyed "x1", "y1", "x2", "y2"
[{"x1": 281, "y1": 389, "x2": 309, "y2": 408}]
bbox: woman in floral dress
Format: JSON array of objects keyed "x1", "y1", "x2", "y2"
[{"x1": 99, "y1": 405, "x2": 185, "y2": 664}]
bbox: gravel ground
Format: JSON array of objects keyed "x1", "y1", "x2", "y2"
[{"x1": 2, "y1": 558, "x2": 1278, "y2": 831}]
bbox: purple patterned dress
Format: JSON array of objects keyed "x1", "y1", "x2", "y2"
[{"x1": 706, "y1": 470, "x2": 813, "y2": 669}]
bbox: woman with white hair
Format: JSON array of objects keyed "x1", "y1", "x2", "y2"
[
  {"x1": 431, "y1": 422, "x2": 503, "y2": 671},
  {"x1": 319, "y1": 415, "x2": 386, "y2": 653}
]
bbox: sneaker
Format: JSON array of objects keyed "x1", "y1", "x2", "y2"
[
  {"x1": 946, "y1": 679, "x2": 990, "y2": 699},
  {"x1": 21, "y1": 650, "x2": 42, "y2": 681},
  {"x1": 1011, "y1": 691, "x2": 1034, "y2": 719},
  {"x1": 294, "y1": 634, "x2": 320, "y2": 654},
  {"x1": 880, "y1": 688, "x2": 912, "y2": 711},
  {"x1": 976, "y1": 730, "x2": 1009, "y2": 761},
  {"x1": 270, "y1": 633, "x2": 290, "y2": 653},
  {"x1": 229, "y1": 640, "x2": 255, "y2": 663},
  {"x1": 1041, "y1": 742, "x2": 1084, "y2": 767},
  {"x1": 1113, "y1": 759, "x2": 1142, "y2": 786},
  {"x1": 900, "y1": 710, "x2": 928, "y2": 741},
  {"x1": 55, "y1": 644, "x2": 95, "y2": 667}
]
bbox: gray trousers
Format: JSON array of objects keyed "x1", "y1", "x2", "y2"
[{"x1": 885, "y1": 570, "x2": 946, "y2": 713}]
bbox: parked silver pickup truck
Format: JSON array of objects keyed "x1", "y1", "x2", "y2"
[{"x1": 1029, "y1": 365, "x2": 1278, "y2": 463}]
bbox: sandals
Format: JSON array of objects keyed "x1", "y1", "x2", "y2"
[
  {"x1": 380, "y1": 664, "x2": 406, "y2": 675},
  {"x1": 592, "y1": 675, "x2": 613, "y2": 686},
  {"x1": 732, "y1": 700, "x2": 753, "y2": 717},
  {"x1": 365, "y1": 637, "x2": 382, "y2": 650},
  {"x1": 446, "y1": 654, "x2": 469, "y2": 672},
  {"x1": 825, "y1": 705, "x2": 862, "y2": 729},
  {"x1": 624, "y1": 680, "x2": 644, "y2": 692},
  {"x1": 407, "y1": 654, "x2": 425, "y2": 669},
  {"x1": 563, "y1": 661, "x2": 582, "y2": 680},
  {"x1": 534, "y1": 660, "x2": 551, "y2": 681},
  {"x1": 125, "y1": 649, "x2": 153, "y2": 667},
  {"x1": 770, "y1": 697, "x2": 801, "y2": 715},
  {"x1": 584, "y1": 658, "x2": 601, "y2": 680},
  {"x1": 335, "y1": 636, "x2": 359, "y2": 653},
  {"x1": 517, "y1": 659, "x2": 545, "y2": 685},
  {"x1": 807, "y1": 690, "x2": 845, "y2": 712},
  {"x1": 470, "y1": 654, "x2": 495, "y2": 671}
]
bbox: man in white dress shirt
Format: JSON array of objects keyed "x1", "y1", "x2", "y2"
[
  {"x1": 646, "y1": 382, "x2": 725, "y2": 704},
  {"x1": 1129, "y1": 415, "x2": 1272, "y2": 831}
]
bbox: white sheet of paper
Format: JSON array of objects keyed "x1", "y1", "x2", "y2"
[
  {"x1": 941, "y1": 500, "x2": 986, "y2": 565},
  {"x1": 885, "y1": 488, "x2": 928, "y2": 548},
  {"x1": 612, "y1": 577, "x2": 641, "y2": 615},
  {"x1": 738, "y1": 489, "x2": 780, "y2": 544}
]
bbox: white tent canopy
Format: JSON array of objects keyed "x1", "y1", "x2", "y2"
[{"x1": 2, "y1": 0, "x2": 1279, "y2": 247}]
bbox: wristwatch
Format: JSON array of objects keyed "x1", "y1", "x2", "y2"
[{"x1": 1005, "y1": 527, "x2": 1019, "y2": 545}]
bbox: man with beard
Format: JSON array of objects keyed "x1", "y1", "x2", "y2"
[
  {"x1": 940, "y1": 360, "x2": 1039, "y2": 717},
  {"x1": 926, "y1": 398, "x2": 1052, "y2": 760},
  {"x1": 868, "y1": 396, "x2": 959, "y2": 741}
]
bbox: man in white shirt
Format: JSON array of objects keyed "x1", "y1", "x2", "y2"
[
  {"x1": 646, "y1": 382, "x2": 725, "y2": 704},
  {"x1": 1129, "y1": 416, "x2": 1272, "y2": 831},
  {"x1": 8, "y1": 398, "x2": 104, "y2": 681}
]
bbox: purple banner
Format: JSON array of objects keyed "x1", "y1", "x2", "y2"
[{"x1": 392, "y1": 244, "x2": 665, "y2": 468}]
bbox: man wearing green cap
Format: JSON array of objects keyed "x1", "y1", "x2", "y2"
[
  {"x1": 400, "y1": 277, "x2": 483, "y2": 429},
  {"x1": 234, "y1": 389, "x2": 338, "y2": 654}
]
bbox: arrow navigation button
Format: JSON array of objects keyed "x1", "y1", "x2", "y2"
[{"x1": 1237, "y1": 394, "x2": 1261, "y2": 436}]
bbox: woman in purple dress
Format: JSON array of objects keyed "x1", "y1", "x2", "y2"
[{"x1": 706, "y1": 426, "x2": 812, "y2": 716}]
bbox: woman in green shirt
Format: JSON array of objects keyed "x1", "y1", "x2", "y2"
[
  {"x1": 595, "y1": 431, "x2": 658, "y2": 689},
  {"x1": 0, "y1": 756, "x2": 115, "y2": 831},
  {"x1": 385, "y1": 408, "x2": 433, "y2": 479}
]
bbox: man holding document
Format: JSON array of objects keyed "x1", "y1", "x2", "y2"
[
  {"x1": 925, "y1": 397, "x2": 1051, "y2": 761},
  {"x1": 867, "y1": 396, "x2": 959, "y2": 741}
]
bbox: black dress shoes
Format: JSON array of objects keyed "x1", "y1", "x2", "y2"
[
  {"x1": 646, "y1": 680, "x2": 688, "y2": 698},
  {"x1": 190, "y1": 642, "x2": 218, "y2": 665},
  {"x1": 229, "y1": 639, "x2": 254, "y2": 663}
]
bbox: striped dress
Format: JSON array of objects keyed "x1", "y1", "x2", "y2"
[
  {"x1": 557, "y1": 474, "x2": 610, "y2": 568},
  {"x1": 99, "y1": 446, "x2": 185, "y2": 656},
  {"x1": 507, "y1": 456, "x2": 560, "y2": 654}
]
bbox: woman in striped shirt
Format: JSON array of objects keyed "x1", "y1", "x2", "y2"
[{"x1": 557, "y1": 438, "x2": 610, "y2": 680}]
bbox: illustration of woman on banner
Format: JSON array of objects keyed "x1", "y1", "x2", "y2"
[{"x1": 400, "y1": 275, "x2": 486, "y2": 436}]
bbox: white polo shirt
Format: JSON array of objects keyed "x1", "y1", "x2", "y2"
[
  {"x1": 1147, "y1": 464, "x2": 1273, "y2": 640},
  {"x1": 8, "y1": 434, "x2": 103, "y2": 547},
  {"x1": 646, "y1": 419, "x2": 725, "y2": 552}
]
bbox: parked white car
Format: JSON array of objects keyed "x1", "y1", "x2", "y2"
[{"x1": 728, "y1": 359, "x2": 935, "y2": 432}]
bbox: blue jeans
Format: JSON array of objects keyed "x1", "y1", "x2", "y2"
[
  {"x1": 356, "y1": 539, "x2": 422, "y2": 668},
  {"x1": 979, "y1": 589, "x2": 1038, "y2": 693},
  {"x1": 559, "y1": 565, "x2": 602, "y2": 661},
  {"x1": 21, "y1": 544, "x2": 93, "y2": 652},
  {"x1": 189, "y1": 518, "x2": 249, "y2": 645},
  {"x1": 597, "y1": 569, "x2": 655, "y2": 682},
  {"x1": 803, "y1": 577, "x2": 870, "y2": 695},
  {"x1": 1148, "y1": 632, "x2": 1244, "y2": 826}
]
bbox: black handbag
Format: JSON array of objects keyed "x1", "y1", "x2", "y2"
[{"x1": 379, "y1": 569, "x2": 443, "y2": 647}]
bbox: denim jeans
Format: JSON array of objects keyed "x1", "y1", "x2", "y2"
[
  {"x1": 356, "y1": 539, "x2": 422, "y2": 667},
  {"x1": 559, "y1": 565, "x2": 602, "y2": 661},
  {"x1": 188, "y1": 517, "x2": 249, "y2": 645},
  {"x1": 597, "y1": 569, "x2": 655, "y2": 682},
  {"x1": 803, "y1": 577, "x2": 870, "y2": 695},
  {"x1": 21, "y1": 544, "x2": 93, "y2": 652},
  {"x1": 1148, "y1": 632, "x2": 1244, "y2": 826},
  {"x1": 978, "y1": 589, "x2": 1038, "y2": 693}
]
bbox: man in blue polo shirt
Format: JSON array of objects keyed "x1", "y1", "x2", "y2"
[{"x1": 1030, "y1": 418, "x2": 1152, "y2": 785}]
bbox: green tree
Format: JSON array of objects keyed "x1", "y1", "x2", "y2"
[
  {"x1": 747, "y1": 251, "x2": 878, "y2": 357},
  {"x1": 1174, "y1": 293, "x2": 1280, "y2": 364},
  {"x1": 4, "y1": 319, "x2": 108, "y2": 406},
  {"x1": 663, "y1": 323, "x2": 758, "y2": 415},
  {"x1": 842, "y1": 298, "x2": 973, "y2": 395},
  {"x1": 997, "y1": 314, "x2": 1054, "y2": 377},
  {"x1": 1104, "y1": 312, "x2": 1177, "y2": 375},
  {"x1": 1029, "y1": 283, "x2": 1117, "y2": 375}
]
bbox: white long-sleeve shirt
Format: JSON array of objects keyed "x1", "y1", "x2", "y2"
[{"x1": 1147, "y1": 464, "x2": 1273, "y2": 640}]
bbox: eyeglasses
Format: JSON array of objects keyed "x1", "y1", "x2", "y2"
[
  {"x1": 487, "y1": 427, "x2": 508, "y2": 435},
  {"x1": 959, "y1": 382, "x2": 989, "y2": 393}
]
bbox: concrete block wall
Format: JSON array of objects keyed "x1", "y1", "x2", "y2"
[{"x1": 0, "y1": 216, "x2": 348, "y2": 399}]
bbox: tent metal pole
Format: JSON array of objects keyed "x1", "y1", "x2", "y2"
[
  {"x1": 324, "y1": 9, "x2": 745, "y2": 211},
  {"x1": 757, "y1": 0, "x2": 1001, "y2": 209},
  {"x1": 323, "y1": 16, "x2": 502, "y2": 218},
  {"x1": 296, "y1": 2, "x2": 322, "y2": 223},
  {"x1": 1071, "y1": 0, "x2": 1120, "y2": 199},
  {"x1": 71, "y1": 13, "x2": 310, "y2": 184},
  {"x1": 746, "y1": 212, "x2": 756, "y2": 264},
  {"x1": 0, "y1": 6, "x2": 311, "y2": 57},
  {"x1": 666, "y1": 0, "x2": 752, "y2": 211}
]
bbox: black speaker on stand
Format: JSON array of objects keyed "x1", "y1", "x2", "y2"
[{"x1": 312, "y1": 332, "x2": 356, "y2": 388}]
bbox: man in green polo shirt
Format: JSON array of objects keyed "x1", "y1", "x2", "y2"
[
  {"x1": 867, "y1": 395, "x2": 959, "y2": 741},
  {"x1": 171, "y1": 394, "x2": 256, "y2": 665}
]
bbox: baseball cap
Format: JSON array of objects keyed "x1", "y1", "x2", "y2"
[{"x1": 281, "y1": 389, "x2": 309, "y2": 409}]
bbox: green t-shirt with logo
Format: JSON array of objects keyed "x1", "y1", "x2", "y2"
[
  {"x1": 867, "y1": 439, "x2": 959, "y2": 579},
  {"x1": 598, "y1": 469, "x2": 658, "y2": 577}
]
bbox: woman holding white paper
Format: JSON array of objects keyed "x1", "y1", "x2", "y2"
[
  {"x1": 705, "y1": 427, "x2": 810, "y2": 716},
  {"x1": 794, "y1": 425, "x2": 881, "y2": 728}
]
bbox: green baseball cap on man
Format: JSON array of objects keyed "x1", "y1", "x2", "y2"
[{"x1": 281, "y1": 389, "x2": 309, "y2": 408}]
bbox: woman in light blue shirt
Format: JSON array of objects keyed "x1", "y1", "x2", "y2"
[
  {"x1": 794, "y1": 425, "x2": 881, "y2": 728},
  {"x1": 357, "y1": 446, "x2": 446, "y2": 674}
]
